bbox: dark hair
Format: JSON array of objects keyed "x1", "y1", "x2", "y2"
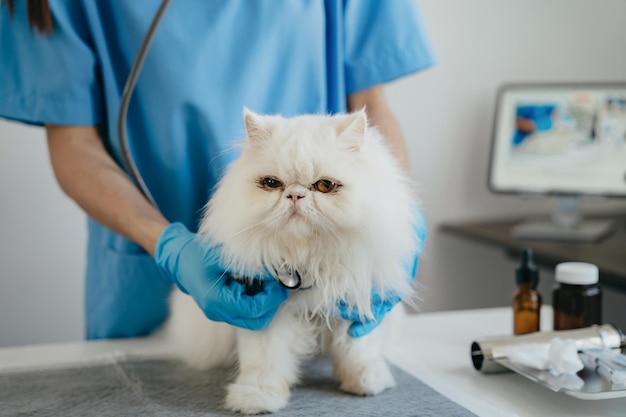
[{"x1": 4, "y1": 0, "x2": 53, "y2": 34}]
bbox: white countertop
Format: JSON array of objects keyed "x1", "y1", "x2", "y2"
[
  {"x1": 387, "y1": 306, "x2": 626, "y2": 417},
  {"x1": 1, "y1": 306, "x2": 625, "y2": 417}
]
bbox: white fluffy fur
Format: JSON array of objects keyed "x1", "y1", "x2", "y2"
[{"x1": 166, "y1": 109, "x2": 423, "y2": 414}]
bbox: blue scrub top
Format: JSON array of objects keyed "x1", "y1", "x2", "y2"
[{"x1": 0, "y1": 0, "x2": 435, "y2": 339}]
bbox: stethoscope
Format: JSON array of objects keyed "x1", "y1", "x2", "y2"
[{"x1": 117, "y1": 0, "x2": 302, "y2": 289}]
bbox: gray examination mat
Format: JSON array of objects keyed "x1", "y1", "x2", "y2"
[{"x1": 0, "y1": 356, "x2": 475, "y2": 417}]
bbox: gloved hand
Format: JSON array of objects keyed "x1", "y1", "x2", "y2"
[
  {"x1": 154, "y1": 222, "x2": 289, "y2": 330},
  {"x1": 337, "y1": 209, "x2": 427, "y2": 338}
]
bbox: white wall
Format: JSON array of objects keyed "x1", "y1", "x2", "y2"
[
  {"x1": 0, "y1": 122, "x2": 86, "y2": 347},
  {"x1": 2, "y1": 0, "x2": 626, "y2": 347},
  {"x1": 388, "y1": 0, "x2": 626, "y2": 320}
]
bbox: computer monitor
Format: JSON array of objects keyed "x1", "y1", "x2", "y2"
[{"x1": 488, "y1": 82, "x2": 626, "y2": 241}]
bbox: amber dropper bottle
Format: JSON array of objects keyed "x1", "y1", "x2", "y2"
[{"x1": 512, "y1": 249, "x2": 542, "y2": 335}]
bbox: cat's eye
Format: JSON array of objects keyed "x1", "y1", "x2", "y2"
[
  {"x1": 312, "y1": 179, "x2": 340, "y2": 193},
  {"x1": 259, "y1": 177, "x2": 284, "y2": 190}
]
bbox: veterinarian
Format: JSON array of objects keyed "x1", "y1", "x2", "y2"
[{"x1": 0, "y1": 1, "x2": 434, "y2": 340}]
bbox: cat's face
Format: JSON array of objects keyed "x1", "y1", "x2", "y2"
[
  {"x1": 219, "y1": 109, "x2": 370, "y2": 241},
  {"x1": 202, "y1": 109, "x2": 416, "y2": 300}
]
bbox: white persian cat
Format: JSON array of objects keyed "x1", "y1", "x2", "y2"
[{"x1": 165, "y1": 109, "x2": 423, "y2": 414}]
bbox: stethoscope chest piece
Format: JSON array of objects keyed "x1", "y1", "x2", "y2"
[{"x1": 274, "y1": 266, "x2": 302, "y2": 290}]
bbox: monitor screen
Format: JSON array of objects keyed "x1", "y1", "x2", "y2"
[{"x1": 489, "y1": 83, "x2": 626, "y2": 197}]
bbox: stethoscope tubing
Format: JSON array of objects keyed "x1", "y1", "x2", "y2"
[
  {"x1": 117, "y1": 1, "x2": 303, "y2": 290},
  {"x1": 117, "y1": 0, "x2": 173, "y2": 210}
]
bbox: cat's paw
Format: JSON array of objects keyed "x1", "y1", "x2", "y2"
[
  {"x1": 224, "y1": 381, "x2": 290, "y2": 415},
  {"x1": 338, "y1": 360, "x2": 396, "y2": 396}
]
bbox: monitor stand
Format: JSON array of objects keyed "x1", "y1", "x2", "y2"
[{"x1": 511, "y1": 197, "x2": 615, "y2": 242}]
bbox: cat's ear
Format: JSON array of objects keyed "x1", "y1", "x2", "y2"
[
  {"x1": 243, "y1": 108, "x2": 273, "y2": 143},
  {"x1": 335, "y1": 109, "x2": 367, "y2": 152}
]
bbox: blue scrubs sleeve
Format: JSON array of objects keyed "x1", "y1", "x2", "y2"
[
  {"x1": 343, "y1": 0, "x2": 436, "y2": 95},
  {"x1": 0, "y1": 1, "x2": 103, "y2": 126}
]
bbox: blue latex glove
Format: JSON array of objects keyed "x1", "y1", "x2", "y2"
[
  {"x1": 337, "y1": 210, "x2": 427, "y2": 338},
  {"x1": 154, "y1": 222, "x2": 289, "y2": 330}
]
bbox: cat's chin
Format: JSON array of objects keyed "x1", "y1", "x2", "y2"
[{"x1": 282, "y1": 214, "x2": 315, "y2": 238}]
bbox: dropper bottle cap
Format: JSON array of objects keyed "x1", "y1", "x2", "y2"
[{"x1": 516, "y1": 248, "x2": 539, "y2": 286}]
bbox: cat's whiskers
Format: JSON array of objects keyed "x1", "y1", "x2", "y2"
[
  {"x1": 230, "y1": 207, "x2": 284, "y2": 238},
  {"x1": 206, "y1": 140, "x2": 243, "y2": 173},
  {"x1": 230, "y1": 218, "x2": 270, "y2": 238},
  {"x1": 314, "y1": 220, "x2": 349, "y2": 251},
  {"x1": 226, "y1": 211, "x2": 285, "y2": 273},
  {"x1": 202, "y1": 270, "x2": 230, "y2": 299}
]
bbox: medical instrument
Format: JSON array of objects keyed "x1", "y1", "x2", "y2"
[
  {"x1": 471, "y1": 324, "x2": 623, "y2": 374},
  {"x1": 118, "y1": 0, "x2": 172, "y2": 209},
  {"x1": 472, "y1": 324, "x2": 626, "y2": 399},
  {"x1": 116, "y1": 0, "x2": 303, "y2": 289},
  {"x1": 580, "y1": 349, "x2": 626, "y2": 386},
  {"x1": 273, "y1": 266, "x2": 302, "y2": 289},
  {"x1": 609, "y1": 351, "x2": 626, "y2": 367}
]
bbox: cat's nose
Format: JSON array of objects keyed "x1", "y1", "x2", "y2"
[
  {"x1": 286, "y1": 191, "x2": 305, "y2": 202},
  {"x1": 285, "y1": 185, "x2": 307, "y2": 203}
]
